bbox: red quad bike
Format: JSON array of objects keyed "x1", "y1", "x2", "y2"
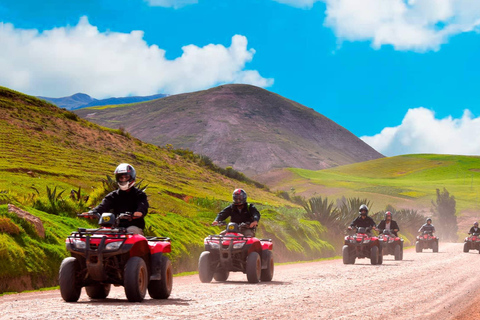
[
  {"x1": 342, "y1": 227, "x2": 383, "y2": 265},
  {"x1": 415, "y1": 231, "x2": 439, "y2": 253},
  {"x1": 59, "y1": 212, "x2": 173, "y2": 302},
  {"x1": 464, "y1": 233, "x2": 480, "y2": 253},
  {"x1": 198, "y1": 222, "x2": 274, "y2": 283},
  {"x1": 378, "y1": 229, "x2": 404, "y2": 260}
]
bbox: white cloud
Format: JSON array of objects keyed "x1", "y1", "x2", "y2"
[
  {"x1": 145, "y1": 0, "x2": 198, "y2": 9},
  {"x1": 272, "y1": 0, "x2": 322, "y2": 9},
  {"x1": 0, "y1": 17, "x2": 273, "y2": 98},
  {"x1": 361, "y1": 107, "x2": 480, "y2": 156}
]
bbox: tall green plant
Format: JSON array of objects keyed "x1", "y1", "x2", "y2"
[
  {"x1": 303, "y1": 196, "x2": 339, "y2": 230},
  {"x1": 431, "y1": 187, "x2": 458, "y2": 241}
]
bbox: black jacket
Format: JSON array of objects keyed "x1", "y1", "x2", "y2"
[
  {"x1": 378, "y1": 220, "x2": 400, "y2": 236},
  {"x1": 90, "y1": 187, "x2": 149, "y2": 229},
  {"x1": 215, "y1": 203, "x2": 260, "y2": 224},
  {"x1": 418, "y1": 224, "x2": 435, "y2": 234},
  {"x1": 350, "y1": 215, "x2": 376, "y2": 229},
  {"x1": 469, "y1": 227, "x2": 480, "y2": 234}
]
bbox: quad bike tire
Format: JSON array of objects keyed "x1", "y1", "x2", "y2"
[
  {"x1": 86, "y1": 284, "x2": 111, "y2": 299},
  {"x1": 59, "y1": 257, "x2": 82, "y2": 302},
  {"x1": 260, "y1": 250, "x2": 274, "y2": 282},
  {"x1": 342, "y1": 245, "x2": 354, "y2": 265},
  {"x1": 124, "y1": 256, "x2": 148, "y2": 302},
  {"x1": 370, "y1": 246, "x2": 379, "y2": 265},
  {"x1": 394, "y1": 244, "x2": 402, "y2": 260},
  {"x1": 213, "y1": 269, "x2": 230, "y2": 282},
  {"x1": 415, "y1": 241, "x2": 422, "y2": 253},
  {"x1": 464, "y1": 242, "x2": 469, "y2": 253},
  {"x1": 432, "y1": 241, "x2": 439, "y2": 253},
  {"x1": 148, "y1": 256, "x2": 173, "y2": 299},
  {"x1": 246, "y1": 251, "x2": 261, "y2": 283},
  {"x1": 400, "y1": 245, "x2": 404, "y2": 260},
  {"x1": 198, "y1": 251, "x2": 214, "y2": 283},
  {"x1": 377, "y1": 248, "x2": 383, "y2": 265}
]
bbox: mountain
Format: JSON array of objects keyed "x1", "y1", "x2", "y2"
[
  {"x1": 76, "y1": 84, "x2": 383, "y2": 176},
  {"x1": 0, "y1": 85, "x2": 334, "y2": 293},
  {"x1": 38, "y1": 93, "x2": 167, "y2": 110}
]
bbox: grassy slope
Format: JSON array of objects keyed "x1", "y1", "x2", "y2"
[
  {"x1": 272, "y1": 154, "x2": 480, "y2": 214},
  {"x1": 0, "y1": 86, "x2": 334, "y2": 292}
]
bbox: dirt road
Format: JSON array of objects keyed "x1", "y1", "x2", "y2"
[{"x1": 1, "y1": 243, "x2": 479, "y2": 320}]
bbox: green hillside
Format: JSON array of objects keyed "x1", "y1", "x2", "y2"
[
  {"x1": 270, "y1": 154, "x2": 480, "y2": 214},
  {"x1": 0, "y1": 86, "x2": 334, "y2": 293}
]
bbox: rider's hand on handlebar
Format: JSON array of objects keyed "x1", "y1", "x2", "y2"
[
  {"x1": 249, "y1": 221, "x2": 258, "y2": 228},
  {"x1": 132, "y1": 211, "x2": 143, "y2": 219},
  {"x1": 212, "y1": 221, "x2": 219, "y2": 226},
  {"x1": 347, "y1": 226, "x2": 352, "y2": 230},
  {"x1": 79, "y1": 212, "x2": 96, "y2": 219}
]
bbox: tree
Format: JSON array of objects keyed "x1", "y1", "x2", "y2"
[{"x1": 431, "y1": 188, "x2": 458, "y2": 241}]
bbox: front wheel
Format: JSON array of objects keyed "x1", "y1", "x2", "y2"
[
  {"x1": 59, "y1": 257, "x2": 82, "y2": 302},
  {"x1": 342, "y1": 245, "x2": 351, "y2": 265},
  {"x1": 432, "y1": 241, "x2": 439, "y2": 253},
  {"x1": 86, "y1": 284, "x2": 111, "y2": 299},
  {"x1": 464, "y1": 242, "x2": 469, "y2": 253},
  {"x1": 260, "y1": 251, "x2": 274, "y2": 282},
  {"x1": 394, "y1": 244, "x2": 402, "y2": 260},
  {"x1": 415, "y1": 241, "x2": 422, "y2": 253},
  {"x1": 148, "y1": 256, "x2": 173, "y2": 299},
  {"x1": 198, "y1": 251, "x2": 214, "y2": 283},
  {"x1": 370, "y1": 246, "x2": 379, "y2": 265},
  {"x1": 124, "y1": 257, "x2": 148, "y2": 302},
  {"x1": 246, "y1": 252, "x2": 261, "y2": 283}
]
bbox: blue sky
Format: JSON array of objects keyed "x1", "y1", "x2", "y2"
[{"x1": 2, "y1": 0, "x2": 480, "y2": 155}]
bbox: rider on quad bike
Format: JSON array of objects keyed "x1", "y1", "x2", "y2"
[
  {"x1": 80, "y1": 163, "x2": 148, "y2": 235},
  {"x1": 212, "y1": 189, "x2": 260, "y2": 237},
  {"x1": 377, "y1": 211, "x2": 400, "y2": 236},
  {"x1": 469, "y1": 222, "x2": 480, "y2": 235},
  {"x1": 418, "y1": 218, "x2": 435, "y2": 235},
  {"x1": 348, "y1": 204, "x2": 377, "y2": 232}
]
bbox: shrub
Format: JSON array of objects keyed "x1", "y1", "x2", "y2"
[{"x1": 0, "y1": 218, "x2": 20, "y2": 235}]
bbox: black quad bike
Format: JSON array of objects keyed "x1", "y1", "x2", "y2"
[
  {"x1": 59, "y1": 212, "x2": 173, "y2": 302},
  {"x1": 198, "y1": 222, "x2": 274, "y2": 283},
  {"x1": 378, "y1": 229, "x2": 404, "y2": 260},
  {"x1": 415, "y1": 231, "x2": 439, "y2": 253},
  {"x1": 343, "y1": 227, "x2": 383, "y2": 265},
  {"x1": 464, "y1": 233, "x2": 480, "y2": 253}
]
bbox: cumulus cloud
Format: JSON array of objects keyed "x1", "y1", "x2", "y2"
[
  {"x1": 145, "y1": 0, "x2": 198, "y2": 9},
  {"x1": 0, "y1": 17, "x2": 273, "y2": 98},
  {"x1": 361, "y1": 107, "x2": 480, "y2": 156},
  {"x1": 272, "y1": 0, "x2": 322, "y2": 9}
]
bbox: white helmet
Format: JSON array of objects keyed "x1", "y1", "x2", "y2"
[{"x1": 114, "y1": 163, "x2": 136, "y2": 191}]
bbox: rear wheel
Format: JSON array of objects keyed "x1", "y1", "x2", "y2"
[
  {"x1": 415, "y1": 241, "x2": 422, "y2": 253},
  {"x1": 394, "y1": 244, "x2": 402, "y2": 260},
  {"x1": 124, "y1": 257, "x2": 148, "y2": 302},
  {"x1": 148, "y1": 256, "x2": 173, "y2": 299},
  {"x1": 432, "y1": 241, "x2": 439, "y2": 253},
  {"x1": 213, "y1": 269, "x2": 230, "y2": 282},
  {"x1": 86, "y1": 284, "x2": 111, "y2": 299},
  {"x1": 59, "y1": 257, "x2": 82, "y2": 302},
  {"x1": 246, "y1": 251, "x2": 261, "y2": 283},
  {"x1": 464, "y1": 242, "x2": 469, "y2": 253},
  {"x1": 370, "y1": 246, "x2": 379, "y2": 265},
  {"x1": 377, "y1": 247, "x2": 383, "y2": 265},
  {"x1": 260, "y1": 251, "x2": 274, "y2": 282},
  {"x1": 198, "y1": 251, "x2": 214, "y2": 283}
]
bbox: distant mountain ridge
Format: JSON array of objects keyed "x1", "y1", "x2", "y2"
[
  {"x1": 38, "y1": 93, "x2": 167, "y2": 110},
  {"x1": 76, "y1": 84, "x2": 384, "y2": 176}
]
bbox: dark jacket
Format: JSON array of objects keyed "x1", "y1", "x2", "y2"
[
  {"x1": 469, "y1": 227, "x2": 480, "y2": 235},
  {"x1": 350, "y1": 215, "x2": 376, "y2": 229},
  {"x1": 215, "y1": 203, "x2": 260, "y2": 224},
  {"x1": 418, "y1": 224, "x2": 435, "y2": 234},
  {"x1": 378, "y1": 220, "x2": 400, "y2": 236},
  {"x1": 90, "y1": 187, "x2": 149, "y2": 229}
]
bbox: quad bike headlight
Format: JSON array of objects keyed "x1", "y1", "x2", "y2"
[
  {"x1": 209, "y1": 242, "x2": 220, "y2": 249},
  {"x1": 72, "y1": 240, "x2": 86, "y2": 249},
  {"x1": 105, "y1": 241, "x2": 123, "y2": 251},
  {"x1": 233, "y1": 242, "x2": 245, "y2": 249},
  {"x1": 363, "y1": 239, "x2": 371, "y2": 244}
]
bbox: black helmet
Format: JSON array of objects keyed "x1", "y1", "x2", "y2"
[
  {"x1": 232, "y1": 189, "x2": 247, "y2": 206},
  {"x1": 114, "y1": 163, "x2": 136, "y2": 191},
  {"x1": 474, "y1": 222, "x2": 478, "y2": 227},
  {"x1": 426, "y1": 217, "x2": 432, "y2": 223},
  {"x1": 385, "y1": 211, "x2": 392, "y2": 220},
  {"x1": 359, "y1": 204, "x2": 369, "y2": 216}
]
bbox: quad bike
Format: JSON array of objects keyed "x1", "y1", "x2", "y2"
[
  {"x1": 59, "y1": 212, "x2": 173, "y2": 302},
  {"x1": 415, "y1": 231, "x2": 439, "y2": 253},
  {"x1": 342, "y1": 227, "x2": 383, "y2": 265},
  {"x1": 378, "y1": 229, "x2": 404, "y2": 260},
  {"x1": 464, "y1": 233, "x2": 480, "y2": 253},
  {"x1": 198, "y1": 222, "x2": 274, "y2": 283}
]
